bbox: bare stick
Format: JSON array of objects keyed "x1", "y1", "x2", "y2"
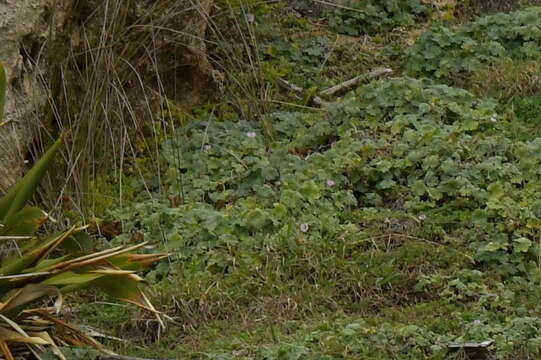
[
  {"x1": 277, "y1": 78, "x2": 328, "y2": 107},
  {"x1": 309, "y1": 0, "x2": 363, "y2": 12},
  {"x1": 99, "y1": 355, "x2": 171, "y2": 360},
  {"x1": 277, "y1": 78, "x2": 304, "y2": 94},
  {"x1": 278, "y1": 68, "x2": 392, "y2": 107},
  {"x1": 312, "y1": 96, "x2": 328, "y2": 107},
  {"x1": 319, "y1": 68, "x2": 393, "y2": 97}
]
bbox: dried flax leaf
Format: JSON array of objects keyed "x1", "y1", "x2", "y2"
[
  {"x1": 33, "y1": 331, "x2": 66, "y2": 360},
  {"x1": 0, "y1": 284, "x2": 56, "y2": 314},
  {"x1": 0, "y1": 340, "x2": 14, "y2": 360}
]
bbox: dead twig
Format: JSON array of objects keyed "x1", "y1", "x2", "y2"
[
  {"x1": 277, "y1": 67, "x2": 393, "y2": 107},
  {"x1": 277, "y1": 78, "x2": 328, "y2": 106},
  {"x1": 99, "y1": 355, "x2": 171, "y2": 360},
  {"x1": 309, "y1": 0, "x2": 363, "y2": 12},
  {"x1": 319, "y1": 68, "x2": 393, "y2": 97},
  {"x1": 277, "y1": 78, "x2": 304, "y2": 94}
]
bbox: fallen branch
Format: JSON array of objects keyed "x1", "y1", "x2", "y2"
[
  {"x1": 99, "y1": 355, "x2": 171, "y2": 360},
  {"x1": 319, "y1": 68, "x2": 393, "y2": 97},
  {"x1": 277, "y1": 78, "x2": 328, "y2": 107},
  {"x1": 278, "y1": 67, "x2": 393, "y2": 107},
  {"x1": 309, "y1": 0, "x2": 363, "y2": 12},
  {"x1": 277, "y1": 78, "x2": 304, "y2": 94}
]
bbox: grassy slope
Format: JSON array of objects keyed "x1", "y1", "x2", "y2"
[{"x1": 73, "y1": 1, "x2": 541, "y2": 359}]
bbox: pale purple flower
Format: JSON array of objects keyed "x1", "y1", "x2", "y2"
[
  {"x1": 204, "y1": 144, "x2": 212, "y2": 151},
  {"x1": 326, "y1": 179, "x2": 336, "y2": 187},
  {"x1": 300, "y1": 223, "x2": 309, "y2": 233},
  {"x1": 246, "y1": 131, "x2": 257, "y2": 138}
]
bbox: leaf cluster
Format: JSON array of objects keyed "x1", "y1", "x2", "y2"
[
  {"x1": 406, "y1": 7, "x2": 541, "y2": 83},
  {"x1": 331, "y1": 77, "x2": 541, "y2": 274},
  {"x1": 115, "y1": 76, "x2": 541, "y2": 288},
  {"x1": 327, "y1": 0, "x2": 429, "y2": 36}
]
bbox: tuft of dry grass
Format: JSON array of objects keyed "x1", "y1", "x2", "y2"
[
  {"x1": 469, "y1": 58, "x2": 541, "y2": 102},
  {"x1": 23, "y1": 0, "x2": 214, "y2": 221},
  {"x1": 456, "y1": 0, "x2": 530, "y2": 20}
]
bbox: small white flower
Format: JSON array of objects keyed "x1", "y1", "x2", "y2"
[
  {"x1": 246, "y1": 13, "x2": 255, "y2": 23},
  {"x1": 326, "y1": 179, "x2": 336, "y2": 187},
  {"x1": 300, "y1": 223, "x2": 309, "y2": 233},
  {"x1": 473, "y1": 319, "x2": 481, "y2": 325},
  {"x1": 246, "y1": 131, "x2": 257, "y2": 138},
  {"x1": 203, "y1": 144, "x2": 212, "y2": 151},
  {"x1": 418, "y1": 214, "x2": 427, "y2": 221},
  {"x1": 490, "y1": 115, "x2": 498, "y2": 123}
]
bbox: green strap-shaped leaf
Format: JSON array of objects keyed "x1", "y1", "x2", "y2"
[
  {"x1": 58, "y1": 231, "x2": 93, "y2": 253},
  {"x1": 0, "y1": 136, "x2": 63, "y2": 223},
  {"x1": 24, "y1": 255, "x2": 71, "y2": 273},
  {"x1": 92, "y1": 274, "x2": 146, "y2": 305},
  {"x1": 42, "y1": 271, "x2": 104, "y2": 286},
  {"x1": 0, "y1": 207, "x2": 47, "y2": 237},
  {"x1": 108, "y1": 253, "x2": 168, "y2": 271}
]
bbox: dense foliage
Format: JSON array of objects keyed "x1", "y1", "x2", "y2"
[
  {"x1": 407, "y1": 7, "x2": 541, "y2": 83},
  {"x1": 60, "y1": 2, "x2": 541, "y2": 359},
  {"x1": 114, "y1": 76, "x2": 541, "y2": 280},
  {"x1": 328, "y1": 0, "x2": 429, "y2": 36},
  {"x1": 334, "y1": 77, "x2": 541, "y2": 274},
  {"x1": 100, "y1": 74, "x2": 541, "y2": 358}
]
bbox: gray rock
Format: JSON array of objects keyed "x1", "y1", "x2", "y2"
[{"x1": 0, "y1": 0, "x2": 66, "y2": 192}]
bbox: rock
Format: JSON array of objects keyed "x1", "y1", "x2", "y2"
[{"x1": 0, "y1": 0, "x2": 67, "y2": 192}]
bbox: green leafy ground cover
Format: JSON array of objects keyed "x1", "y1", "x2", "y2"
[
  {"x1": 71, "y1": 2, "x2": 541, "y2": 359},
  {"x1": 327, "y1": 0, "x2": 430, "y2": 36},
  {"x1": 406, "y1": 6, "x2": 541, "y2": 84}
]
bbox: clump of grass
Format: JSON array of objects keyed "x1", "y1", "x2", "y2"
[
  {"x1": 147, "y1": 238, "x2": 463, "y2": 332},
  {"x1": 31, "y1": 0, "x2": 289, "y2": 221},
  {"x1": 461, "y1": 0, "x2": 534, "y2": 17},
  {"x1": 470, "y1": 58, "x2": 541, "y2": 102},
  {"x1": 29, "y1": 0, "x2": 214, "y2": 220},
  {"x1": 204, "y1": 0, "x2": 279, "y2": 130}
]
